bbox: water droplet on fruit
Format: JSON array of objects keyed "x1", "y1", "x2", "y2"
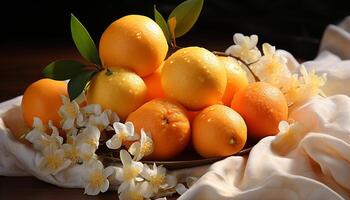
[
  {"x1": 207, "y1": 118, "x2": 212, "y2": 122},
  {"x1": 169, "y1": 60, "x2": 174, "y2": 64},
  {"x1": 136, "y1": 32, "x2": 142, "y2": 39}
]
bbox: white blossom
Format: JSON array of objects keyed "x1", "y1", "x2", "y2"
[
  {"x1": 225, "y1": 33, "x2": 261, "y2": 64},
  {"x1": 128, "y1": 129, "x2": 153, "y2": 161},
  {"x1": 87, "y1": 110, "x2": 111, "y2": 131},
  {"x1": 106, "y1": 122, "x2": 139, "y2": 150},
  {"x1": 75, "y1": 125, "x2": 100, "y2": 150},
  {"x1": 297, "y1": 65, "x2": 327, "y2": 102},
  {"x1": 118, "y1": 180, "x2": 149, "y2": 200},
  {"x1": 81, "y1": 104, "x2": 102, "y2": 116},
  {"x1": 83, "y1": 160, "x2": 114, "y2": 195},
  {"x1": 39, "y1": 146, "x2": 71, "y2": 175},
  {"x1": 26, "y1": 119, "x2": 63, "y2": 154},
  {"x1": 58, "y1": 95, "x2": 83, "y2": 130},
  {"x1": 250, "y1": 43, "x2": 291, "y2": 82},
  {"x1": 115, "y1": 150, "x2": 143, "y2": 193},
  {"x1": 140, "y1": 163, "x2": 177, "y2": 198}
]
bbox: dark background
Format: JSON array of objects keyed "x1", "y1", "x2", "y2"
[
  {"x1": 2, "y1": 0, "x2": 349, "y2": 57},
  {"x1": 0, "y1": 0, "x2": 349, "y2": 101}
]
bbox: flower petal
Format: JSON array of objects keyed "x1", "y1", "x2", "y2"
[
  {"x1": 120, "y1": 149, "x2": 132, "y2": 166},
  {"x1": 113, "y1": 122, "x2": 125, "y2": 134},
  {"x1": 62, "y1": 118, "x2": 75, "y2": 130},
  {"x1": 84, "y1": 183, "x2": 100, "y2": 196},
  {"x1": 103, "y1": 166, "x2": 115, "y2": 178},
  {"x1": 233, "y1": 33, "x2": 244, "y2": 45},
  {"x1": 82, "y1": 104, "x2": 101, "y2": 115},
  {"x1": 118, "y1": 181, "x2": 130, "y2": 194},
  {"x1": 114, "y1": 167, "x2": 124, "y2": 182},
  {"x1": 140, "y1": 163, "x2": 152, "y2": 180},
  {"x1": 262, "y1": 43, "x2": 275, "y2": 57},
  {"x1": 175, "y1": 183, "x2": 188, "y2": 195},
  {"x1": 101, "y1": 179, "x2": 109, "y2": 193},
  {"x1": 33, "y1": 117, "x2": 45, "y2": 130},
  {"x1": 140, "y1": 181, "x2": 153, "y2": 198},
  {"x1": 128, "y1": 142, "x2": 140, "y2": 156},
  {"x1": 124, "y1": 122, "x2": 134, "y2": 135},
  {"x1": 106, "y1": 137, "x2": 122, "y2": 150},
  {"x1": 249, "y1": 34, "x2": 258, "y2": 47},
  {"x1": 161, "y1": 174, "x2": 177, "y2": 189}
]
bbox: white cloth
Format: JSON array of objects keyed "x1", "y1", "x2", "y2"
[{"x1": 1, "y1": 17, "x2": 350, "y2": 199}]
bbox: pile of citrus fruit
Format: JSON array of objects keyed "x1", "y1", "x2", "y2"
[{"x1": 21, "y1": 15, "x2": 288, "y2": 161}]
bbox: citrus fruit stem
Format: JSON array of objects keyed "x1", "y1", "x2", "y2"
[
  {"x1": 105, "y1": 68, "x2": 113, "y2": 76},
  {"x1": 212, "y1": 51, "x2": 260, "y2": 82}
]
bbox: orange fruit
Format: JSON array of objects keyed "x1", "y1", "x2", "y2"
[
  {"x1": 126, "y1": 99, "x2": 191, "y2": 160},
  {"x1": 99, "y1": 15, "x2": 168, "y2": 77},
  {"x1": 21, "y1": 78, "x2": 67, "y2": 128},
  {"x1": 218, "y1": 56, "x2": 249, "y2": 106},
  {"x1": 86, "y1": 68, "x2": 147, "y2": 120},
  {"x1": 192, "y1": 104, "x2": 247, "y2": 158},
  {"x1": 143, "y1": 65, "x2": 165, "y2": 100},
  {"x1": 231, "y1": 82, "x2": 288, "y2": 140},
  {"x1": 161, "y1": 47, "x2": 227, "y2": 110}
]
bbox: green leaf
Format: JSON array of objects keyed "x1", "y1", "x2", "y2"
[
  {"x1": 42, "y1": 60, "x2": 85, "y2": 80},
  {"x1": 168, "y1": 0, "x2": 204, "y2": 38},
  {"x1": 70, "y1": 14, "x2": 100, "y2": 65},
  {"x1": 68, "y1": 69, "x2": 96, "y2": 101},
  {"x1": 154, "y1": 6, "x2": 171, "y2": 44}
]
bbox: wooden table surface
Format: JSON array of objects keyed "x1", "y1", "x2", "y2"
[{"x1": 0, "y1": 176, "x2": 117, "y2": 200}]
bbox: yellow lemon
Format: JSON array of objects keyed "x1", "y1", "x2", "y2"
[
  {"x1": 86, "y1": 68, "x2": 147, "y2": 120},
  {"x1": 161, "y1": 47, "x2": 227, "y2": 110}
]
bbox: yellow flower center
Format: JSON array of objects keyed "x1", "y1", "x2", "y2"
[
  {"x1": 66, "y1": 103, "x2": 78, "y2": 118},
  {"x1": 65, "y1": 147, "x2": 78, "y2": 163},
  {"x1": 123, "y1": 167, "x2": 140, "y2": 181},
  {"x1": 81, "y1": 152, "x2": 95, "y2": 161},
  {"x1": 140, "y1": 140, "x2": 153, "y2": 156},
  {"x1": 46, "y1": 154, "x2": 63, "y2": 170},
  {"x1": 41, "y1": 138, "x2": 57, "y2": 149},
  {"x1": 66, "y1": 135, "x2": 75, "y2": 145},
  {"x1": 150, "y1": 174, "x2": 165, "y2": 187},
  {"x1": 85, "y1": 137, "x2": 98, "y2": 147},
  {"x1": 266, "y1": 58, "x2": 281, "y2": 77},
  {"x1": 130, "y1": 192, "x2": 143, "y2": 200},
  {"x1": 89, "y1": 171, "x2": 104, "y2": 188},
  {"x1": 118, "y1": 131, "x2": 128, "y2": 141}
]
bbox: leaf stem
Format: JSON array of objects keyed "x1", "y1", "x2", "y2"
[{"x1": 171, "y1": 38, "x2": 178, "y2": 49}]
